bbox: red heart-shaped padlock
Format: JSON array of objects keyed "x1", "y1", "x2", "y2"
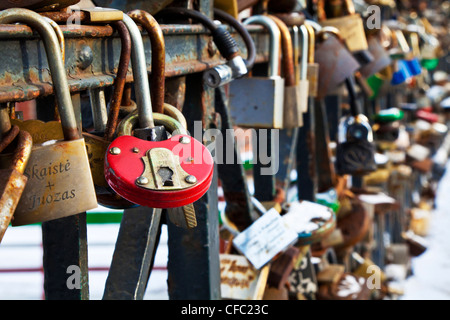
[{"x1": 105, "y1": 134, "x2": 214, "y2": 208}]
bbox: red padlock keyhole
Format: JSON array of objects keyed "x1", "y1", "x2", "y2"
[{"x1": 105, "y1": 134, "x2": 214, "y2": 208}]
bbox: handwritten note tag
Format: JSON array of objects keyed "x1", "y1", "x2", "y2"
[{"x1": 232, "y1": 208, "x2": 298, "y2": 269}]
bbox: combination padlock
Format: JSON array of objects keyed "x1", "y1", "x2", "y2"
[{"x1": 105, "y1": 112, "x2": 214, "y2": 208}]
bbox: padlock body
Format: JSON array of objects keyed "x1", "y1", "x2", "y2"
[
  {"x1": 283, "y1": 84, "x2": 304, "y2": 128},
  {"x1": 359, "y1": 37, "x2": 392, "y2": 78},
  {"x1": 307, "y1": 63, "x2": 319, "y2": 97},
  {"x1": 315, "y1": 36, "x2": 360, "y2": 98},
  {"x1": 11, "y1": 138, "x2": 98, "y2": 226},
  {"x1": 105, "y1": 134, "x2": 214, "y2": 208},
  {"x1": 229, "y1": 76, "x2": 285, "y2": 128},
  {"x1": 83, "y1": 132, "x2": 111, "y2": 187},
  {"x1": 319, "y1": 14, "x2": 368, "y2": 52},
  {"x1": 335, "y1": 139, "x2": 376, "y2": 175}
]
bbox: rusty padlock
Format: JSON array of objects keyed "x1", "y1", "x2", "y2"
[
  {"x1": 0, "y1": 9, "x2": 97, "y2": 225},
  {"x1": 82, "y1": 20, "x2": 135, "y2": 209},
  {"x1": 313, "y1": 25, "x2": 360, "y2": 98},
  {"x1": 0, "y1": 123, "x2": 33, "y2": 242}
]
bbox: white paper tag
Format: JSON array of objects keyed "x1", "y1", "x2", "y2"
[
  {"x1": 282, "y1": 201, "x2": 333, "y2": 235},
  {"x1": 232, "y1": 208, "x2": 298, "y2": 269},
  {"x1": 358, "y1": 193, "x2": 396, "y2": 205}
]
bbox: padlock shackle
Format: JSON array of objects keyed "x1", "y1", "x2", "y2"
[
  {"x1": 304, "y1": 22, "x2": 316, "y2": 64},
  {"x1": 0, "y1": 125, "x2": 18, "y2": 153},
  {"x1": 299, "y1": 25, "x2": 309, "y2": 81},
  {"x1": 10, "y1": 130, "x2": 33, "y2": 174},
  {"x1": 117, "y1": 112, "x2": 187, "y2": 138},
  {"x1": 0, "y1": 8, "x2": 79, "y2": 141},
  {"x1": 292, "y1": 26, "x2": 300, "y2": 84},
  {"x1": 267, "y1": 15, "x2": 295, "y2": 87},
  {"x1": 345, "y1": 75, "x2": 363, "y2": 116},
  {"x1": 243, "y1": 15, "x2": 281, "y2": 78},
  {"x1": 122, "y1": 14, "x2": 155, "y2": 129},
  {"x1": 43, "y1": 16, "x2": 65, "y2": 62},
  {"x1": 128, "y1": 10, "x2": 165, "y2": 114},
  {"x1": 104, "y1": 20, "x2": 131, "y2": 142}
]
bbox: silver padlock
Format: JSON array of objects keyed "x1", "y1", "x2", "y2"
[
  {"x1": 268, "y1": 15, "x2": 304, "y2": 129},
  {"x1": 229, "y1": 15, "x2": 285, "y2": 129}
]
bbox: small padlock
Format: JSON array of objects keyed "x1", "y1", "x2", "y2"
[
  {"x1": 304, "y1": 21, "x2": 319, "y2": 98},
  {"x1": 268, "y1": 15, "x2": 305, "y2": 128},
  {"x1": 0, "y1": 126, "x2": 33, "y2": 242},
  {"x1": 105, "y1": 112, "x2": 214, "y2": 208},
  {"x1": 0, "y1": 9, "x2": 98, "y2": 225},
  {"x1": 317, "y1": 0, "x2": 369, "y2": 53},
  {"x1": 229, "y1": 15, "x2": 285, "y2": 129},
  {"x1": 335, "y1": 76, "x2": 376, "y2": 176},
  {"x1": 313, "y1": 25, "x2": 360, "y2": 98}
]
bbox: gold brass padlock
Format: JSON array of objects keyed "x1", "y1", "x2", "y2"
[
  {"x1": 304, "y1": 21, "x2": 319, "y2": 98},
  {"x1": 317, "y1": 0, "x2": 369, "y2": 53},
  {"x1": 0, "y1": 9, "x2": 98, "y2": 226}
]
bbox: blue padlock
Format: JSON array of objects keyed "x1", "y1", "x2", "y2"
[{"x1": 391, "y1": 60, "x2": 411, "y2": 85}]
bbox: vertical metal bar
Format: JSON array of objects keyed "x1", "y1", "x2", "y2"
[
  {"x1": 215, "y1": 86, "x2": 256, "y2": 231},
  {"x1": 277, "y1": 128, "x2": 299, "y2": 197},
  {"x1": 315, "y1": 98, "x2": 336, "y2": 192},
  {"x1": 42, "y1": 213, "x2": 89, "y2": 300},
  {"x1": 103, "y1": 207, "x2": 162, "y2": 300},
  {"x1": 253, "y1": 128, "x2": 276, "y2": 202},
  {"x1": 297, "y1": 99, "x2": 316, "y2": 201},
  {"x1": 167, "y1": 73, "x2": 220, "y2": 299}
]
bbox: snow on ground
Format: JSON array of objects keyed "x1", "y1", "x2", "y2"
[{"x1": 401, "y1": 160, "x2": 450, "y2": 300}]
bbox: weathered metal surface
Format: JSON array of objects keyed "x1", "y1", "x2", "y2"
[
  {"x1": 0, "y1": 23, "x2": 270, "y2": 102},
  {"x1": 92, "y1": 0, "x2": 174, "y2": 15},
  {"x1": 0, "y1": 0, "x2": 79, "y2": 11}
]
